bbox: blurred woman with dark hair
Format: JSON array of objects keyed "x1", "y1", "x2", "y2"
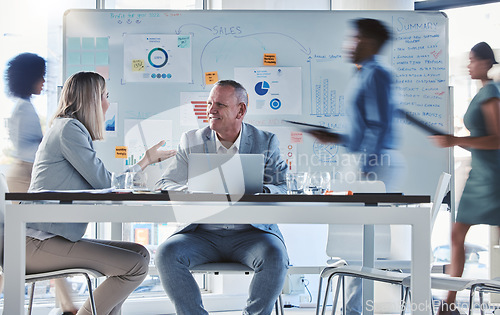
[
  {"x1": 5, "y1": 52, "x2": 46, "y2": 194},
  {"x1": 4, "y1": 53, "x2": 81, "y2": 315},
  {"x1": 431, "y1": 42, "x2": 500, "y2": 315}
]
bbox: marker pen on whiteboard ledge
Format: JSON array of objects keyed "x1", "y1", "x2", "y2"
[{"x1": 324, "y1": 190, "x2": 353, "y2": 195}]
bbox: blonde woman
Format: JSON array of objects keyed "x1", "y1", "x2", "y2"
[{"x1": 26, "y1": 72, "x2": 176, "y2": 315}]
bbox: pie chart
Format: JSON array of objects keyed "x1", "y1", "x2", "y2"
[
  {"x1": 148, "y1": 48, "x2": 168, "y2": 68},
  {"x1": 255, "y1": 81, "x2": 270, "y2": 96},
  {"x1": 270, "y1": 98, "x2": 281, "y2": 110}
]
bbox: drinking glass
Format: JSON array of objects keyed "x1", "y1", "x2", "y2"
[
  {"x1": 286, "y1": 172, "x2": 308, "y2": 194},
  {"x1": 133, "y1": 172, "x2": 149, "y2": 191},
  {"x1": 110, "y1": 172, "x2": 120, "y2": 189},
  {"x1": 307, "y1": 171, "x2": 332, "y2": 194},
  {"x1": 124, "y1": 172, "x2": 135, "y2": 190},
  {"x1": 321, "y1": 171, "x2": 332, "y2": 191}
]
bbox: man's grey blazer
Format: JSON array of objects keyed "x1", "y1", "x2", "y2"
[{"x1": 155, "y1": 122, "x2": 288, "y2": 241}]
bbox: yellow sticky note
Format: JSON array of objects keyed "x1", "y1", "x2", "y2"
[
  {"x1": 115, "y1": 146, "x2": 128, "y2": 158},
  {"x1": 205, "y1": 71, "x2": 218, "y2": 85},
  {"x1": 132, "y1": 59, "x2": 145, "y2": 72},
  {"x1": 263, "y1": 53, "x2": 277, "y2": 66}
]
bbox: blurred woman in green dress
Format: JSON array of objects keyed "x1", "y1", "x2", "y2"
[{"x1": 431, "y1": 42, "x2": 500, "y2": 315}]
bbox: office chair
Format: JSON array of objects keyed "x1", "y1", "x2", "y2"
[
  {"x1": 316, "y1": 172, "x2": 452, "y2": 315},
  {"x1": 401, "y1": 274, "x2": 500, "y2": 315},
  {"x1": 190, "y1": 262, "x2": 285, "y2": 315},
  {"x1": 0, "y1": 173, "x2": 103, "y2": 315},
  {"x1": 25, "y1": 268, "x2": 104, "y2": 315}
]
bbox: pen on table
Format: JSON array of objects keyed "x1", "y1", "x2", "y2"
[{"x1": 324, "y1": 190, "x2": 353, "y2": 195}]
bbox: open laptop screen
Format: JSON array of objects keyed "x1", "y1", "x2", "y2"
[{"x1": 187, "y1": 153, "x2": 264, "y2": 194}]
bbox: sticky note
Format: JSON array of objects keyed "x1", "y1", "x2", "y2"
[
  {"x1": 96, "y1": 37, "x2": 109, "y2": 50},
  {"x1": 95, "y1": 66, "x2": 110, "y2": 80},
  {"x1": 205, "y1": 71, "x2": 218, "y2": 85},
  {"x1": 178, "y1": 35, "x2": 190, "y2": 48},
  {"x1": 66, "y1": 66, "x2": 81, "y2": 77},
  {"x1": 67, "y1": 37, "x2": 81, "y2": 50},
  {"x1": 132, "y1": 59, "x2": 145, "y2": 72},
  {"x1": 291, "y1": 131, "x2": 303, "y2": 144},
  {"x1": 95, "y1": 51, "x2": 109, "y2": 65},
  {"x1": 81, "y1": 52, "x2": 94, "y2": 65},
  {"x1": 115, "y1": 146, "x2": 128, "y2": 158},
  {"x1": 82, "y1": 65, "x2": 96, "y2": 72},
  {"x1": 67, "y1": 52, "x2": 80, "y2": 65},
  {"x1": 263, "y1": 53, "x2": 277, "y2": 66},
  {"x1": 82, "y1": 37, "x2": 95, "y2": 50}
]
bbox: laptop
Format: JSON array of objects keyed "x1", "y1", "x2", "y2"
[{"x1": 187, "y1": 153, "x2": 264, "y2": 194}]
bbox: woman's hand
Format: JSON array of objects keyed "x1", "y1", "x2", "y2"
[
  {"x1": 138, "y1": 140, "x2": 177, "y2": 170},
  {"x1": 429, "y1": 135, "x2": 457, "y2": 148}
]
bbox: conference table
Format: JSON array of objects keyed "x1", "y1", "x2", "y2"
[{"x1": 4, "y1": 192, "x2": 431, "y2": 314}]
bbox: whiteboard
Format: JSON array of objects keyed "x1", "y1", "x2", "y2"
[{"x1": 63, "y1": 9, "x2": 451, "y2": 197}]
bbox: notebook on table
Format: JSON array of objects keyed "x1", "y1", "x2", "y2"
[{"x1": 187, "y1": 153, "x2": 264, "y2": 194}]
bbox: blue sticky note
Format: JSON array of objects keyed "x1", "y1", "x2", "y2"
[
  {"x1": 82, "y1": 65, "x2": 96, "y2": 72},
  {"x1": 96, "y1": 37, "x2": 109, "y2": 50},
  {"x1": 66, "y1": 66, "x2": 81, "y2": 77},
  {"x1": 67, "y1": 52, "x2": 80, "y2": 65},
  {"x1": 95, "y1": 51, "x2": 109, "y2": 65},
  {"x1": 67, "y1": 37, "x2": 81, "y2": 50},
  {"x1": 82, "y1": 37, "x2": 95, "y2": 50},
  {"x1": 81, "y1": 52, "x2": 94, "y2": 65},
  {"x1": 178, "y1": 35, "x2": 190, "y2": 48}
]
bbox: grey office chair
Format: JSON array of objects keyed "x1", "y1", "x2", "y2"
[
  {"x1": 316, "y1": 172, "x2": 451, "y2": 315},
  {"x1": 25, "y1": 268, "x2": 104, "y2": 315},
  {"x1": 190, "y1": 262, "x2": 285, "y2": 314},
  {"x1": 0, "y1": 173, "x2": 103, "y2": 315},
  {"x1": 402, "y1": 274, "x2": 500, "y2": 315}
]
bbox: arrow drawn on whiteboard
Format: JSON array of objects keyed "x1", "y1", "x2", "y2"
[
  {"x1": 234, "y1": 32, "x2": 311, "y2": 55},
  {"x1": 307, "y1": 56, "x2": 313, "y2": 115},
  {"x1": 200, "y1": 36, "x2": 221, "y2": 88},
  {"x1": 175, "y1": 23, "x2": 212, "y2": 35}
]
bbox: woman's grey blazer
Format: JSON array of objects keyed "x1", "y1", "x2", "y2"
[{"x1": 27, "y1": 118, "x2": 113, "y2": 242}]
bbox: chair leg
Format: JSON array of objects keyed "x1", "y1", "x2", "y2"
[
  {"x1": 84, "y1": 273, "x2": 98, "y2": 315},
  {"x1": 278, "y1": 294, "x2": 284, "y2": 315},
  {"x1": 322, "y1": 274, "x2": 334, "y2": 315},
  {"x1": 431, "y1": 294, "x2": 435, "y2": 315},
  {"x1": 27, "y1": 282, "x2": 36, "y2": 315},
  {"x1": 469, "y1": 285, "x2": 475, "y2": 315},
  {"x1": 331, "y1": 275, "x2": 342, "y2": 315},
  {"x1": 479, "y1": 290, "x2": 485, "y2": 315},
  {"x1": 316, "y1": 277, "x2": 324, "y2": 315},
  {"x1": 342, "y1": 276, "x2": 346, "y2": 315},
  {"x1": 401, "y1": 286, "x2": 409, "y2": 315}
]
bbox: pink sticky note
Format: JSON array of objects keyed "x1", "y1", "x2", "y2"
[{"x1": 291, "y1": 131, "x2": 303, "y2": 144}]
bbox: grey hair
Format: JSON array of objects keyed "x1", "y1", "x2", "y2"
[{"x1": 214, "y1": 80, "x2": 248, "y2": 105}]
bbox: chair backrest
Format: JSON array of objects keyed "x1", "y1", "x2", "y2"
[
  {"x1": 0, "y1": 172, "x2": 9, "y2": 266},
  {"x1": 431, "y1": 172, "x2": 451, "y2": 231},
  {"x1": 326, "y1": 180, "x2": 391, "y2": 261}
]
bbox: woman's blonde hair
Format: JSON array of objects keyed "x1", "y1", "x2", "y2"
[{"x1": 52, "y1": 72, "x2": 106, "y2": 140}]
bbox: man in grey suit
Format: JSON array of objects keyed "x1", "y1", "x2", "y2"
[{"x1": 155, "y1": 80, "x2": 289, "y2": 315}]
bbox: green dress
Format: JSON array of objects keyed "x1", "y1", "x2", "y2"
[{"x1": 457, "y1": 81, "x2": 500, "y2": 225}]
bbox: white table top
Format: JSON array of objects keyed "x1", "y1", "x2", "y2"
[{"x1": 3, "y1": 193, "x2": 431, "y2": 314}]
